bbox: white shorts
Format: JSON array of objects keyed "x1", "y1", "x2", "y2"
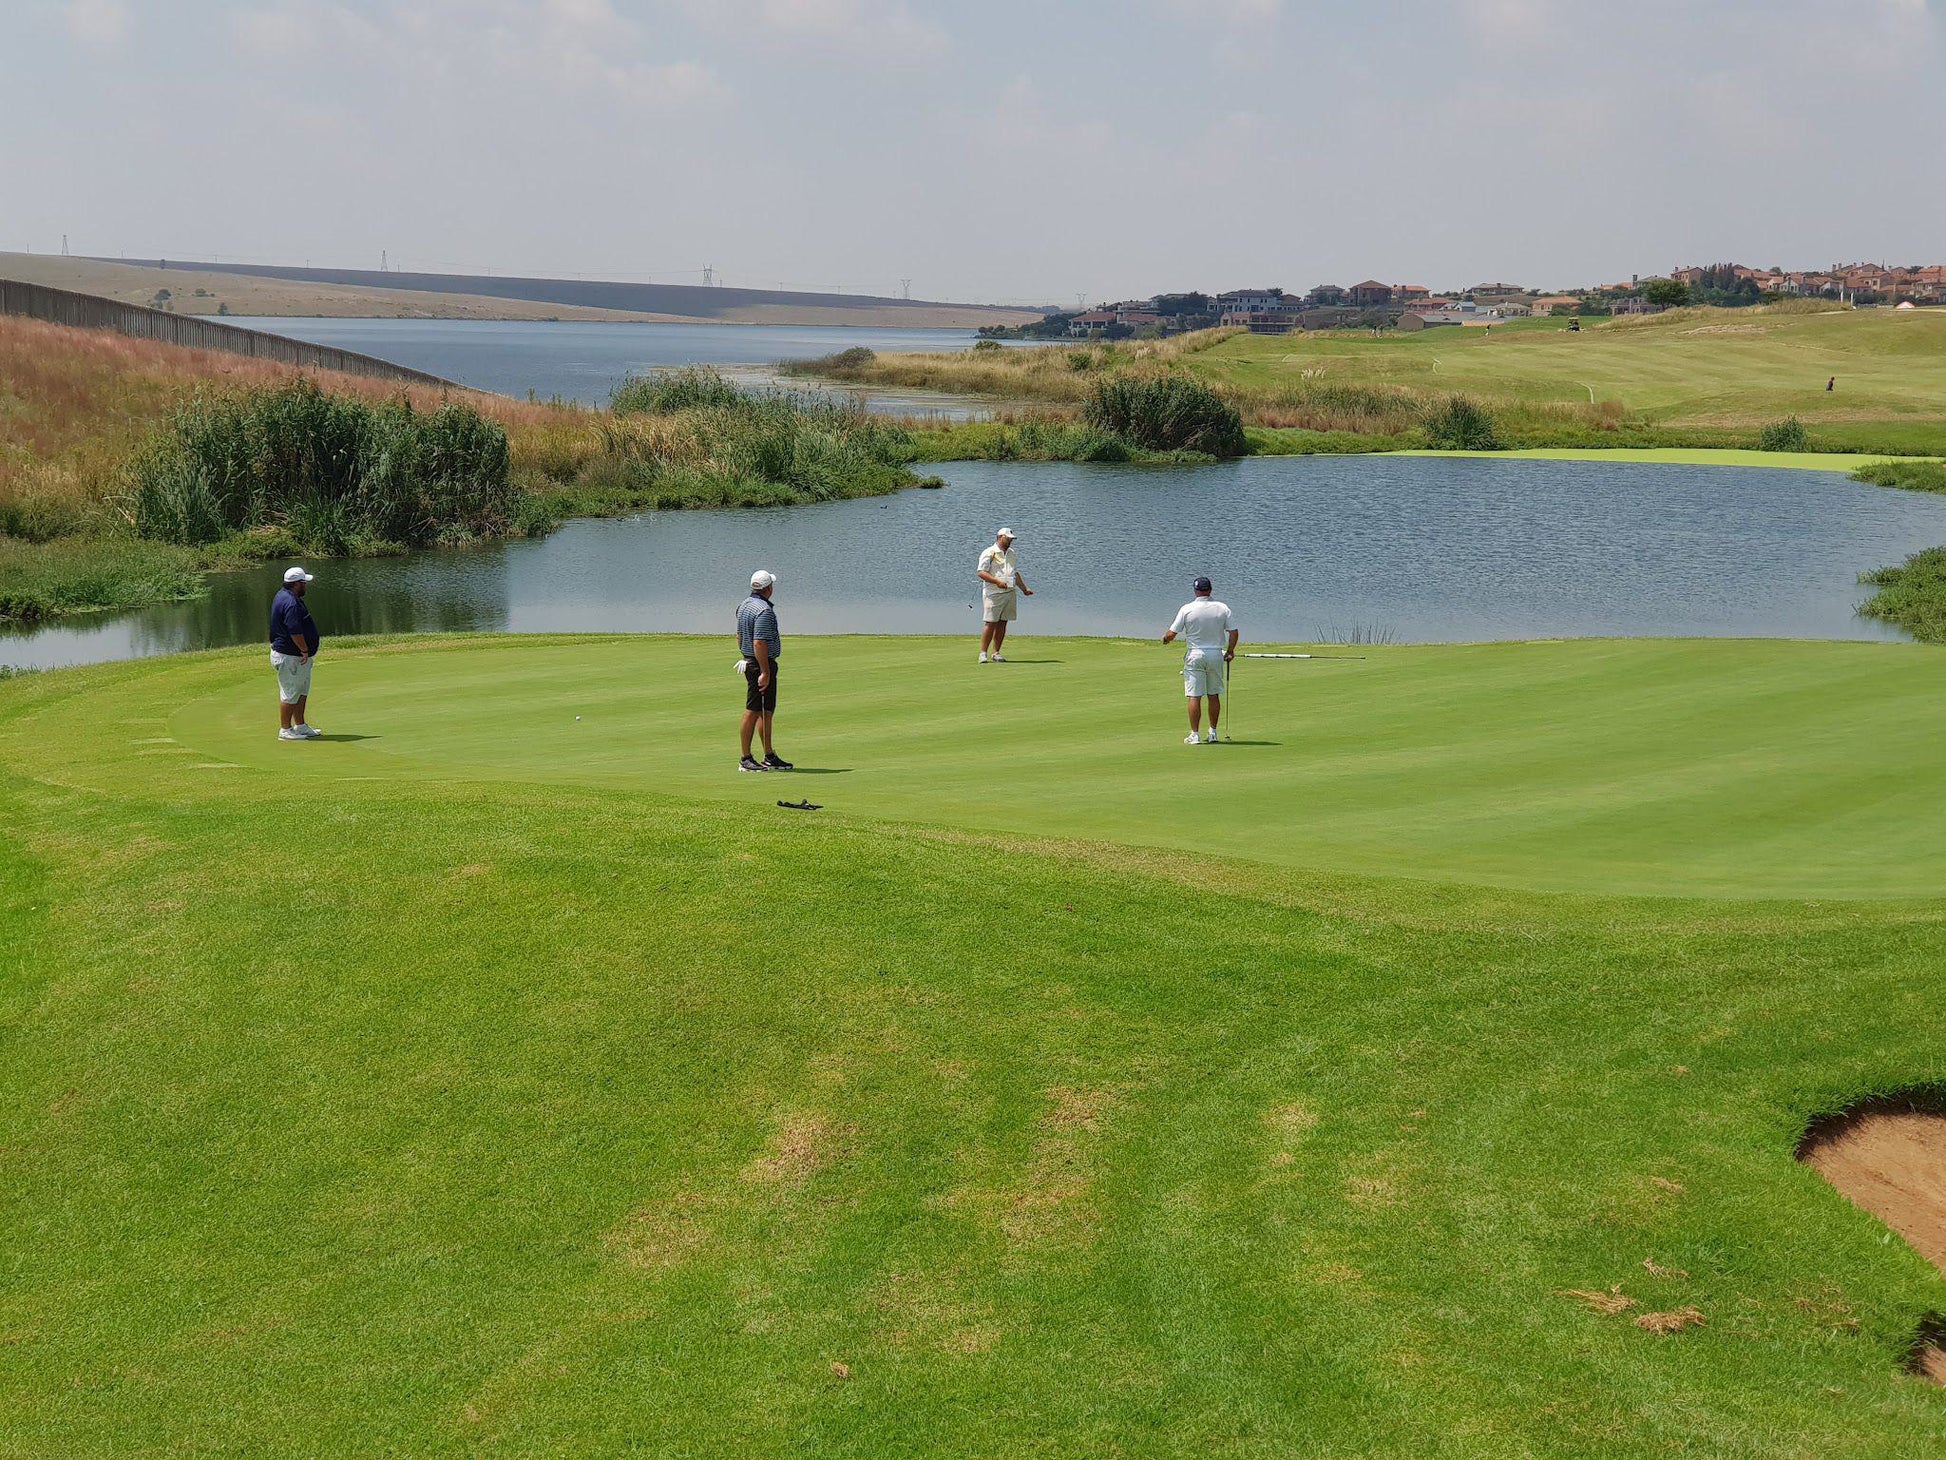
[
  {"x1": 270, "y1": 649, "x2": 313, "y2": 704},
  {"x1": 1183, "y1": 649, "x2": 1226, "y2": 698},
  {"x1": 982, "y1": 587, "x2": 1018, "y2": 623}
]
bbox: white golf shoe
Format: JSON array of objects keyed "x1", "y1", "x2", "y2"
[
  {"x1": 296, "y1": 724, "x2": 322, "y2": 739},
  {"x1": 278, "y1": 728, "x2": 304, "y2": 741},
  {"x1": 992, "y1": 653, "x2": 1007, "y2": 663},
  {"x1": 1184, "y1": 734, "x2": 1201, "y2": 745},
  {"x1": 1204, "y1": 729, "x2": 1219, "y2": 743},
  {"x1": 978, "y1": 652, "x2": 988, "y2": 663}
]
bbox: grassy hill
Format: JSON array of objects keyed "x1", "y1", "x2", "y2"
[
  {"x1": 2, "y1": 635, "x2": 1943, "y2": 1456},
  {"x1": 0, "y1": 253, "x2": 688, "y2": 324},
  {"x1": 817, "y1": 306, "x2": 1946, "y2": 457},
  {"x1": 1202, "y1": 307, "x2": 1946, "y2": 454}
]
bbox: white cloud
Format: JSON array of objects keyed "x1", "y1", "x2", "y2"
[
  {"x1": 1161, "y1": 0, "x2": 1281, "y2": 21},
  {"x1": 232, "y1": 1, "x2": 377, "y2": 60},
  {"x1": 64, "y1": 0, "x2": 130, "y2": 47},
  {"x1": 682, "y1": 0, "x2": 948, "y2": 60},
  {"x1": 980, "y1": 76, "x2": 1115, "y2": 163},
  {"x1": 230, "y1": 1, "x2": 727, "y2": 110}
]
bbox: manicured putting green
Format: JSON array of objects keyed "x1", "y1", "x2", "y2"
[
  {"x1": 37, "y1": 632, "x2": 1946, "y2": 898},
  {"x1": 7, "y1": 635, "x2": 1946, "y2": 1457}
]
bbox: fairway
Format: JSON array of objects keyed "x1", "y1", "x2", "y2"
[
  {"x1": 59, "y1": 632, "x2": 1946, "y2": 900},
  {"x1": 1196, "y1": 308, "x2": 1946, "y2": 452},
  {"x1": 4, "y1": 636, "x2": 1945, "y2": 1458}
]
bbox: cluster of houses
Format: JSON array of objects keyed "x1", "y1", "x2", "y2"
[
  {"x1": 1056, "y1": 262, "x2": 1946, "y2": 339},
  {"x1": 1667, "y1": 262, "x2": 1946, "y2": 305},
  {"x1": 1067, "y1": 282, "x2": 1546, "y2": 337}
]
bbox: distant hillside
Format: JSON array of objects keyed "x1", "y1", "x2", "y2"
[
  {"x1": 0, "y1": 254, "x2": 679, "y2": 324},
  {"x1": 71, "y1": 256, "x2": 1041, "y2": 328}
]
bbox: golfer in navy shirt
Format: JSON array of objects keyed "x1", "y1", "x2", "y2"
[{"x1": 269, "y1": 565, "x2": 321, "y2": 741}]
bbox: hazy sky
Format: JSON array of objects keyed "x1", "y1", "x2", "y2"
[{"x1": 6, "y1": 0, "x2": 1943, "y2": 303}]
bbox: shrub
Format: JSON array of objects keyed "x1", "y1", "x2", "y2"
[
  {"x1": 1860, "y1": 546, "x2": 1946, "y2": 642},
  {"x1": 972, "y1": 339, "x2": 1003, "y2": 354},
  {"x1": 127, "y1": 379, "x2": 517, "y2": 551},
  {"x1": 610, "y1": 366, "x2": 746, "y2": 415},
  {"x1": 1758, "y1": 416, "x2": 1809, "y2": 452},
  {"x1": 1423, "y1": 396, "x2": 1502, "y2": 450},
  {"x1": 1852, "y1": 459, "x2": 1946, "y2": 493},
  {"x1": 0, "y1": 492, "x2": 89, "y2": 543},
  {"x1": 1082, "y1": 375, "x2": 1247, "y2": 456},
  {"x1": 580, "y1": 371, "x2": 921, "y2": 509}
]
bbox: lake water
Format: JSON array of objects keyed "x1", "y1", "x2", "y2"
[
  {"x1": 7, "y1": 456, "x2": 1941, "y2": 671},
  {"x1": 226, "y1": 317, "x2": 1008, "y2": 416}
]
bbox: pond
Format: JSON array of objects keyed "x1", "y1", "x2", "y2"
[
  {"x1": 6, "y1": 455, "x2": 1940, "y2": 672},
  {"x1": 226, "y1": 317, "x2": 1014, "y2": 417}
]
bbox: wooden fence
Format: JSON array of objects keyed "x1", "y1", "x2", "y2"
[{"x1": 0, "y1": 277, "x2": 460, "y2": 389}]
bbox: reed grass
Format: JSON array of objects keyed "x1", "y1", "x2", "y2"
[
  {"x1": 0, "y1": 535, "x2": 204, "y2": 623},
  {"x1": 126, "y1": 379, "x2": 517, "y2": 552},
  {"x1": 592, "y1": 368, "x2": 923, "y2": 509},
  {"x1": 1860, "y1": 546, "x2": 1946, "y2": 642},
  {"x1": 1851, "y1": 459, "x2": 1946, "y2": 493},
  {"x1": 1082, "y1": 374, "x2": 1246, "y2": 455}
]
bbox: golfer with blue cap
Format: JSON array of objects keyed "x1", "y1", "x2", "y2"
[{"x1": 1162, "y1": 576, "x2": 1238, "y2": 744}]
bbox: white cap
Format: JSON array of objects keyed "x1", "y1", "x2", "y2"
[
  {"x1": 996, "y1": 526, "x2": 1017, "y2": 540},
  {"x1": 283, "y1": 566, "x2": 314, "y2": 583},
  {"x1": 750, "y1": 569, "x2": 776, "y2": 590}
]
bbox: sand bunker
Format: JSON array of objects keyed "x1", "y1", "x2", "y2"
[{"x1": 1799, "y1": 1100, "x2": 1946, "y2": 1384}]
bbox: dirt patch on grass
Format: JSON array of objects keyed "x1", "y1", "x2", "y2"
[
  {"x1": 741, "y1": 1111, "x2": 848, "y2": 1185},
  {"x1": 604, "y1": 1187, "x2": 717, "y2": 1270},
  {"x1": 1040, "y1": 1085, "x2": 1115, "y2": 1132},
  {"x1": 1799, "y1": 1093, "x2": 1946, "y2": 1383},
  {"x1": 937, "y1": 1085, "x2": 1119, "y2": 1252}
]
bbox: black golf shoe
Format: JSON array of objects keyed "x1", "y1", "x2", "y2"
[
  {"x1": 739, "y1": 756, "x2": 769, "y2": 773},
  {"x1": 763, "y1": 752, "x2": 795, "y2": 771}
]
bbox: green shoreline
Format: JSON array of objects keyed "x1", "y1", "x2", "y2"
[{"x1": 1396, "y1": 447, "x2": 1897, "y2": 472}]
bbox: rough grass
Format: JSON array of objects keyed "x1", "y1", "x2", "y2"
[
  {"x1": 823, "y1": 307, "x2": 1946, "y2": 457},
  {"x1": 0, "y1": 322, "x2": 926, "y2": 622},
  {"x1": 2, "y1": 635, "x2": 1945, "y2": 1457},
  {"x1": 0, "y1": 315, "x2": 571, "y2": 518},
  {"x1": 0, "y1": 536, "x2": 204, "y2": 623}
]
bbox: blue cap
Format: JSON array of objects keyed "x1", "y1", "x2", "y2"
[{"x1": 1193, "y1": 576, "x2": 1213, "y2": 593}]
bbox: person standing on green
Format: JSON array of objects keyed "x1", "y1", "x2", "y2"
[
  {"x1": 977, "y1": 526, "x2": 1033, "y2": 663},
  {"x1": 736, "y1": 569, "x2": 792, "y2": 773},
  {"x1": 269, "y1": 566, "x2": 321, "y2": 741}
]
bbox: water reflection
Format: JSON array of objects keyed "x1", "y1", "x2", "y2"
[{"x1": 8, "y1": 455, "x2": 1943, "y2": 671}]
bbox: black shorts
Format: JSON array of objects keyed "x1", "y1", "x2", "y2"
[{"x1": 744, "y1": 659, "x2": 778, "y2": 713}]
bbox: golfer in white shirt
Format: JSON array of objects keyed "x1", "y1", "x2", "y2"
[
  {"x1": 1162, "y1": 576, "x2": 1239, "y2": 744},
  {"x1": 976, "y1": 526, "x2": 1033, "y2": 662}
]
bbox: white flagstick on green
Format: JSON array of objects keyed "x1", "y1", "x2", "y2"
[
  {"x1": 1225, "y1": 649, "x2": 1235, "y2": 742},
  {"x1": 1243, "y1": 652, "x2": 1368, "y2": 661}
]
